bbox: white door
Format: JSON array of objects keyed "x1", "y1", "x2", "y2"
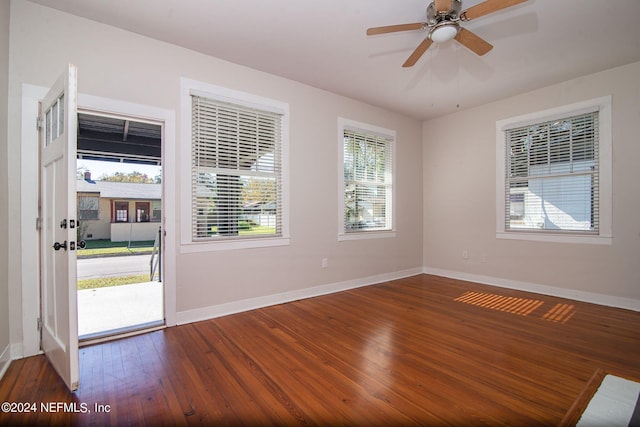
[{"x1": 39, "y1": 64, "x2": 79, "y2": 391}]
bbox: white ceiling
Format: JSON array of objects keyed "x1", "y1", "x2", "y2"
[{"x1": 27, "y1": 0, "x2": 640, "y2": 121}]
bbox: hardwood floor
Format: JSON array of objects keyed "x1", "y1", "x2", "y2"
[{"x1": 1, "y1": 274, "x2": 639, "y2": 425}]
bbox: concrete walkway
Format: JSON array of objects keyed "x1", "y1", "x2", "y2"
[{"x1": 77, "y1": 281, "x2": 163, "y2": 338}]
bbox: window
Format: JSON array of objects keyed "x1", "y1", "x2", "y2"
[
  {"x1": 152, "y1": 200, "x2": 161, "y2": 222},
  {"x1": 338, "y1": 118, "x2": 395, "y2": 240},
  {"x1": 114, "y1": 201, "x2": 128, "y2": 223},
  {"x1": 180, "y1": 78, "x2": 289, "y2": 251},
  {"x1": 78, "y1": 196, "x2": 99, "y2": 220},
  {"x1": 496, "y1": 97, "x2": 612, "y2": 244},
  {"x1": 136, "y1": 202, "x2": 150, "y2": 222}
]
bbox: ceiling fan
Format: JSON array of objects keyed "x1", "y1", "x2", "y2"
[{"x1": 367, "y1": 0, "x2": 527, "y2": 67}]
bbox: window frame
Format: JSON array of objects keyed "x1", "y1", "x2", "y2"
[
  {"x1": 179, "y1": 78, "x2": 290, "y2": 253},
  {"x1": 135, "y1": 201, "x2": 151, "y2": 223},
  {"x1": 338, "y1": 117, "x2": 396, "y2": 241},
  {"x1": 495, "y1": 96, "x2": 612, "y2": 244},
  {"x1": 152, "y1": 200, "x2": 161, "y2": 222},
  {"x1": 78, "y1": 195, "x2": 99, "y2": 221},
  {"x1": 113, "y1": 201, "x2": 129, "y2": 223}
]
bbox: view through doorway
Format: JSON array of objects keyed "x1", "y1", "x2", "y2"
[{"x1": 75, "y1": 112, "x2": 164, "y2": 340}]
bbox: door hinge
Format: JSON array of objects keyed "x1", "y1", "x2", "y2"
[
  {"x1": 36, "y1": 217, "x2": 42, "y2": 231},
  {"x1": 37, "y1": 317, "x2": 43, "y2": 331},
  {"x1": 36, "y1": 117, "x2": 44, "y2": 130}
]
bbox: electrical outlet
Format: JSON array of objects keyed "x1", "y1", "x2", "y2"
[
  {"x1": 321, "y1": 258, "x2": 328, "y2": 268},
  {"x1": 462, "y1": 250, "x2": 469, "y2": 260}
]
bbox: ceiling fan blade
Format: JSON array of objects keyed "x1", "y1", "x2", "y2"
[
  {"x1": 402, "y1": 37, "x2": 433, "y2": 67},
  {"x1": 462, "y1": 0, "x2": 527, "y2": 21},
  {"x1": 367, "y1": 23, "x2": 425, "y2": 36},
  {"x1": 434, "y1": 0, "x2": 453, "y2": 13},
  {"x1": 454, "y1": 27, "x2": 493, "y2": 56}
]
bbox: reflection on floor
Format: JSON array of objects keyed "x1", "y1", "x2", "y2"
[{"x1": 77, "y1": 281, "x2": 163, "y2": 339}]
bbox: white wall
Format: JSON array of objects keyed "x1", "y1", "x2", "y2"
[
  {"x1": 0, "y1": 0, "x2": 12, "y2": 376},
  {"x1": 7, "y1": 0, "x2": 423, "y2": 350},
  {"x1": 111, "y1": 222, "x2": 160, "y2": 243},
  {"x1": 423, "y1": 61, "x2": 640, "y2": 306}
]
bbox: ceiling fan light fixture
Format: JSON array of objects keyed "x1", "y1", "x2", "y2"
[
  {"x1": 430, "y1": 22, "x2": 459, "y2": 43},
  {"x1": 367, "y1": 0, "x2": 525, "y2": 67}
]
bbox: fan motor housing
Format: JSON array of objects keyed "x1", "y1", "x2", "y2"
[{"x1": 426, "y1": 0, "x2": 463, "y2": 25}]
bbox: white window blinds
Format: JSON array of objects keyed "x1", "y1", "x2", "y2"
[
  {"x1": 505, "y1": 111, "x2": 599, "y2": 234},
  {"x1": 343, "y1": 129, "x2": 393, "y2": 232},
  {"x1": 191, "y1": 95, "x2": 283, "y2": 241}
]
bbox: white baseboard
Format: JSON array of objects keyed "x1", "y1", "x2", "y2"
[
  {"x1": 176, "y1": 267, "x2": 423, "y2": 325},
  {"x1": 10, "y1": 342, "x2": 24, "y2": 359},
  {"x1": 0, "y1": 344, "x2": 11, "y2": 381},
  {"x1": 423, "y1": 267, "x2": 640, "y2": 312}
]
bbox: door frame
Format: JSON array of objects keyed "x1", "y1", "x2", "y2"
[{"x1": 20, "y1": 85, "x2": 176, "y2": 357}]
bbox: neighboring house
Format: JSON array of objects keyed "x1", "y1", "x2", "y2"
[{"x1": 76, "y1": 172, "x2": 161, "y2": 242}]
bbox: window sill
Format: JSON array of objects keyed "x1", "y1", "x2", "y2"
[
  {"x1": 496, "y1": 231, "x2": 612, "y2": 245},
  {"x1": 338, "y1": 230, "x2": 396, "y2": 241},
  {"x1": 180, "y1": 236, "x2": 291, "y2": 253}
]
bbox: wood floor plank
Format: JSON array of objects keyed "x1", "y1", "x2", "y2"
[
  {"x1": 217, "y1": 310, "x2": 417, "y2": 426},
  {"x1": 1, "y1": 274, "x2": 639, "y2": 425}
]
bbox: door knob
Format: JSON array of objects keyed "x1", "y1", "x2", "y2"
[
  {"x1": 53, "y1": 241, "x2": 67, "y2": 251},
  {"x1": 77, "y1": 240, "x2": 86, "y2": 249}
]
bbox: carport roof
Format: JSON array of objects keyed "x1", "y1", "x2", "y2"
[{"x1": 77, "y1": 113, "x2": 161, "y2": 165}]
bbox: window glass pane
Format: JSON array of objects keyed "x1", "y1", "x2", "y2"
[
  {"x1": 78, "y1": 196, "x2": 99, "y2": 220},
  {"x1": 193, "y1": 172, "x2": 277, "y2": 238},
  {"x1": 509, "y1": 193, "x2": 525, "y2": 220},
  {"x1": 51, "y1": 100, "x2": 59, "y2": 141},
  {"x1": 343, "y1": 128, "x2": 393, "y2": 233},
  {"x1": 114, "y1": 201, "x2": 128, "y2": 222},
  {"x1": 152, "y1": 200, "x2": 162, "y2": 221},
  {"x1": 191, "y1": 95, "x2": 283, "y2": 241},
  {"x1": 343, "y1": 137, "x2": 355, "y2": 181},
  {"x1": 505, "y1": 112, "x2": 598, "y2": 233},
  {"x1": 58, "y1": 95, "x2": 64, "y2": 138},
  {"x1": 45, "y1": 108, "x2": 52, "y2": 146},
  {"x1": 345, "y1": 184, "x2": 389, "y2": 230},
  {"x1": 136, "y1": 202, "x2": 150, "y2": 222}
]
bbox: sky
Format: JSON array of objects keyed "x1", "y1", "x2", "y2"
[{"x1": 77, "y1": 159, "x2": 161, "y2": 181}]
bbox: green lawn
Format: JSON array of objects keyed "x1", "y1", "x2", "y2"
[
  {"x1": 78, "y1": 239, "x2": 154, "y2": 257},
  {"x1": 206, "y1": 223, "x2": 276, "y2": 237},
  {"x1": 239, "y1": 225, "x2": 276, "y2": 235},
  {"x1": 77, "y1": 274, "x2": 150, "y2": 290}
]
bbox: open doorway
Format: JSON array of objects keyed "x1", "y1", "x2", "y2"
[{"x1": 74, "y1": 112, "x2": 164, "y2": 340}]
